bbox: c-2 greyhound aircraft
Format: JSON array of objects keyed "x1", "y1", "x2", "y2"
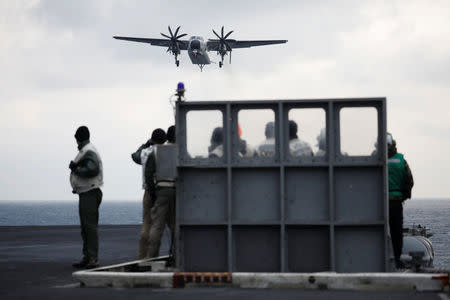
[{"x1": 113, "y1": 26, "x2": 287, "y2": 71}]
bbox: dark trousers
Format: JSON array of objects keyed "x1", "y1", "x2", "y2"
[
  {"x1": 79, "y1": 188, "x2": 102, "y2": 260},
  {"x1": 389, "y1": 200, "x2": 403, "y2": 267}
]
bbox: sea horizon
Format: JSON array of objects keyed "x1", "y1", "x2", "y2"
[{"x1": 0, "y1": 198, "x2": 448, "y2": 226}]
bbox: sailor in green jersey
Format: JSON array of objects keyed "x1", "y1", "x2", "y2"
[{"x1": 387, "y1": 132, "x2": 414, "y2": 268}]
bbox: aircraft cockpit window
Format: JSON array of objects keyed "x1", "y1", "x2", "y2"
[
  {"x1": 340, "y1": 107, "x2": 378, "y2": 156},
  {"x1": 186, "y1": 110, "x2": 223, "y2": 159},
  {"x1": 288, "y1": 108, "x2": 326, "y2": 157},
  {"x1": 190, "y1": 40, "x2": 201, "y2": 50},
  {"x1": 237, "y1": 109, "x2": 275, "y2": 158}
]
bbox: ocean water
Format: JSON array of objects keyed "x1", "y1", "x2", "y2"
[
  {"x1": 0, "y1": 201, "x2": 142, "y2": 226},
  {"x1": 403, "y1": 199, "x2": 450, "y2": 268},
  {"x1": 0, "y1": 199, "x2": 448, "y2": 267}
]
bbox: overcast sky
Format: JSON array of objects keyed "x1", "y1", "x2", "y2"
[{"x1": 1, "y1": 0, "x2": 449, "y2": 202}]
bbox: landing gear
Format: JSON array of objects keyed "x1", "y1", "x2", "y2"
[
  {"x1": 162, "y1": 25, "x2": 186, "y2": 69},
  {"x1": 219, "y1": 53, "x2": 226, "y2": 68},
  {"x1": 218, "y1": 50, "x2": 230, "y2": 68},
  {"x1": 213, "y1": 26, "x2": 233, "y2": 69},
  {"x1": 174, "y1": 53, "x2": 180, "y2": 67},
  {"x1": 199, "y1": 64, "x2": 204, "y2": 72}
]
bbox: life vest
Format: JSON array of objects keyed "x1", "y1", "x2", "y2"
[
  {"x1": 315, "y1": 149, "x2": 326, "y2": 157},
  {"x1": 140, "y1": 146, "x2": 153, "y2": 190},
  {"x1": 388, "y1": 153, "x2": 406, "y2": 198},
  {"x1": 154, "y1": 144, "x2": 177, "y2": 188},
  {"x1": 258, "y1": 138, "x2": 275, "y2": 157},
  {"x1": 209, "y1": 144, "x2": 223, "y2": 158},
  {"x1": 289, "y1": 139, "x2": 313, "y2": 157},
  {"x1": 70, "y1": 143, "x2": 103, "y2": 194}
]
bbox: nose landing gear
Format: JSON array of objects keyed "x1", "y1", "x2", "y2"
[{"x1": 174, "y1": 53, "x2": 180, "y2": 67}]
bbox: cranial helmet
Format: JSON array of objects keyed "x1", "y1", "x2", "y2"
[
  {"x1": 211, "y1": 127, "x2": 223, "y2": 145},
  {"x1": 288, "y1": 120, "x2": 298, "y2": 139},
  {"x1": 316, "y1": 128, "x2": 326, "y2": 150},
  {"x1": 265, "y1": 121, "x2": 275, "y2": 139},
  {"x1": 151, "y1": 128, "x2": 167, "y2": 144},
  {"x1": 75, "y1": 126, "x2": 90, "y2": 142},
  {"x1": 387, "y1": 132, "x2": 394, "y2": 146}
]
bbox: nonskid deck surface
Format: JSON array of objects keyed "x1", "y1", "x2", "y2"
[{"x1": 0, "y1": 225, "x2": 447, "y2": 300}]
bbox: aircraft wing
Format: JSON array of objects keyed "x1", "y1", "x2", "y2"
[
  {"x1": 207, "y1": 39, "x2": 287, "y2": 51},
  {"x1": 113, "y1": 36, "x2": 189, "y2": 50}
]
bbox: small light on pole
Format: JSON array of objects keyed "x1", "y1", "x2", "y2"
[{"x1": 176, "y1": 82, "x2": 185, "y2": 102}]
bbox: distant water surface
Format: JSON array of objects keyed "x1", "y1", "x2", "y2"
[
  {"x1": 0, "y1": 201, "x2": 141, "y2": 226},
  {"x1": 403, "y1": 199, "x2": 449, "y2": 268},
  {"x1": 0, "y1": 199, "x2": 448, "y2": 267}
]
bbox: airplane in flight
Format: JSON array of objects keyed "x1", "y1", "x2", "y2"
[{"x1": 113, "y1": 26, "x2": 287, "y2": 71}]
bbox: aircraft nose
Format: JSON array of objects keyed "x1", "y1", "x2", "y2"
[{"x1": 190, "y1": 39, "x2": 201, "y2": 50}]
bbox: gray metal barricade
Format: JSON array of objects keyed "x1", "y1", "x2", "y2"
[{"x1": 175, "y1": 98, "x2": 388, "y2": 272}]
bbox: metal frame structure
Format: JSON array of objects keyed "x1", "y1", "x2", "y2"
[{"x1": 175, "y1": 98, "x2": 388, "y2": 272}]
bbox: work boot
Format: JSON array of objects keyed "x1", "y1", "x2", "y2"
[
  {"x1": 166, "y1": 255, "x2": 175, "y2": 267},
  {"x1": 85, "y1": 258, "x2": 99, "y2": 269},
  {"x1": 72, "y1": 257, "x2": 89, "y2": 268},
  {"x1": 395, "y1": 259, "x2": 406, "y2": 269}
]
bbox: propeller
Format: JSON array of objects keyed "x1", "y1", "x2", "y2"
[
  {"x1": 212, "y1": 26, "x2": 233, "y2": 63},
  {"x1": 160, "y1": 25, "x2": 187, "y2": 54}
]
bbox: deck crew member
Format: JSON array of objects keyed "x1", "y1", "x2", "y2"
[
  {"x1": 388, "y1": 132, "x2": 414, "y2": 268},
  {"x1": 70, "y1": 126, "x2": 103, "y2": 269},
  {"x1": 315, "y1": 128, "x2": 326, "y2": 157},
  {"x1": 257, "y1": 121, "x2": 275, "y2": 157},
  {"x1": 208, "y1": 127, "x2": 224, "y2": 158},
  {"x1": 289, "y1": 120, "x2": 313, "y2": 157},
  {"x1": 237, "y1": 123, "x2": 256, "y2": 158},
  {"x1": 145, "y1": 129, "x2": 177, "y2": 258},
  {"x1": 132, "y1": 130, "x2": 163, "y2": 259},
  {"x1": 208, "y1": 126, "x2": 255, "y2": 158},
  {"x1": 165, "y1": 125, "x2": 176, "y2": 260}
]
